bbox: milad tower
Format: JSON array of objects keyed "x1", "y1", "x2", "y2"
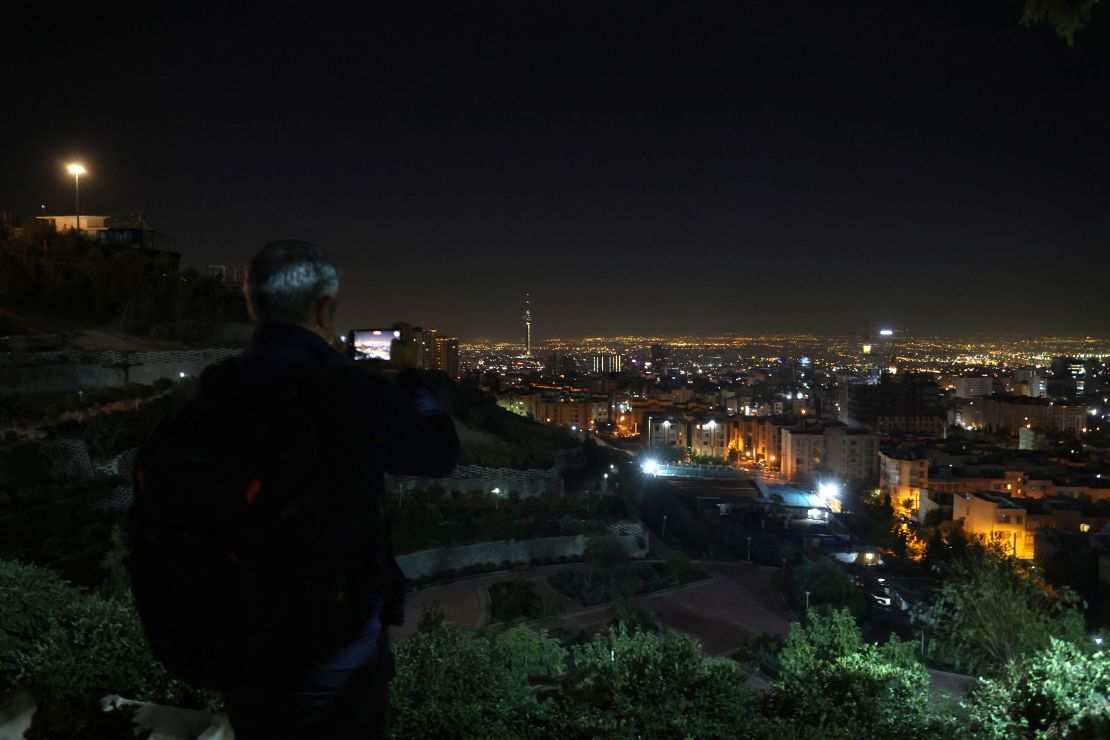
[{"x1": 523, "y1": 292, "x2": 533, "y2": 357}]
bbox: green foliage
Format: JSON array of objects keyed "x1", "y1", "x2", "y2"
[
  {"x1": 385, "y1": 485, "x2": 617, "y2": 554},
  {"x1": 0, "y1": 560, "x2": 80, "y2": 665},
  {"x1": 914, "y1": 554, "x2": 1086, "y2": 676},
  {"x1": 390, "y1": 616, "x2": 564, "y2": 739},
  {"x1": 1021, "y1": 0, "x2": 1100, "y2": 45},
  {"x1": 584, "y1": 534, "x2": 629, "y2": 575},
  {"x1": 769, "y1": 608, "x2": 935, "y2": 739},
  {"x1": 0, "y1": 560, "x2": 217, "y2": 736},
  {"x1": 553, "y1": 625, "x2": 762, "y2": 739},
  {"x1": 663, "y1": 549, "x2": 693, "y2": 584},
  {"x1": 777, "y1": 607, "x2": 863, "y2": 678},
  {"x1": 489, "y1": 575, "x2": 549, "y2": 623},
  {"x1": 781, "y1": 555, "x2": 867, "y2": 617},
  {"x1": 0, "y1": 476, "x2": 125, "y2": 589},
  {"x1": 548, "y1": 562, "x2": 704, "y2": 607},
  {"x1": 735, "y1": 632, "x2": 785, "y2": 679},
  {"x1": 964, "y1": 639, "x2": 1110, "y2": 738},
  {"x1": 609, "y1": 593, "x2": 657, "y2": 633},
  {"x1": 0, "y1": 231, "x2": 245, "y2": 339},
  {"x1": 491, "y1": 624, "x2": 568, "y2": 683}
]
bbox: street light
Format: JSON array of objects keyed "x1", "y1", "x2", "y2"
[
  {"x1": 661, "y1": 514, "x2": 668, "y2": 539},
  {"x1": 66, "y1": 163, "x2": 86, "y2": 230}
]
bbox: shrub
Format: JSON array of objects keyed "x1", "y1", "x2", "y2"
[
  {"x1": 391, "y1": 613, "x2": 563, "y2": 739},
  {"x1": 963, "y1": 639, "x2": 1110, "y2": 737},
  {"x1": 768, "y1": 608, "x2": 934, "y2": 739},
  {"x1": 489, "y1": 576, "x2": 549, "y2": 623},
  {"x1": 914, "y1": 553, "x2": 1086, "y2": 676},
  {"x1": 0, "y1": 561, "x2": 218, "y2": 737},
  {"x1": 552, "y1": 626, "x2": 763, "y2": 739}
]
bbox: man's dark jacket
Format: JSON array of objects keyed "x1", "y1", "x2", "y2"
[{"x1": 234, "y1": 322, "x2": 459, "y2": 658}]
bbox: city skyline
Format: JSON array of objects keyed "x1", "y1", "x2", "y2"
[{"x1": 2, "y1": 3, "x2": 1109, "y2": 338}]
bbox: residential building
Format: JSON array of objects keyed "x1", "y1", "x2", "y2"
[
  {"x1": 959, "y1": 396, "x2": 1089, "y2": 437},
  {"x1": 432, "y1": 335, "x2": 460, "y2": 378},
  {"x1": 879, "y1": 448, "x2": 929, "y2": 516},
  {"x1": 954, "y1": 376, "x2": 993, "y2": 399},
  {"x1": 780, "y1": 425, "x2": 878, "y2": 483},
  {"x1": 951, "y1": 493, "x2": 1104, "y2": 560},
  {"x1": 840, "y1": 373, "x2": 946, "y2": 436},
  {"x1": 732, "y1": 415, "x2": 795, "y2": 467},
  {"x1": 952, "y1": 493, "x2": 1033, "y2": 559},
  {"x1": 590, "y1": 353, "x2": 624, "y2": 374}
]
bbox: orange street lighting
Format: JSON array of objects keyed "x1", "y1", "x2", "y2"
[{"x1": 66, "y1": 163, "x2": 87, "y2": 230}]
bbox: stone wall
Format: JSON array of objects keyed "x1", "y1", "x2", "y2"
[{"x1": 395, "y1": 527, "x2": 647, "y2": 581}]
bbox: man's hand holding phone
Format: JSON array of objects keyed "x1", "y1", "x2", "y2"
[{"x1": 389, "y1": 322, "x2": 418, "y2": 370}]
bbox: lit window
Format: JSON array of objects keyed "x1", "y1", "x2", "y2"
[{"x1": 1081, "y1": 523, "x2": 1091, "y2": 533}]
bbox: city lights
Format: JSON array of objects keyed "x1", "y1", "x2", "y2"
[{"x1": 817, "y1": 481, "x2": 841, "y2": 506}]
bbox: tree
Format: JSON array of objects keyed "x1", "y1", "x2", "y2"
[
  {"x1": 768, "y1": 607, "x2": 937, "y2": 739},
  {"x1": 553, "y1": 625, "x2": 764, "y2": 739},
  {"x1": 963, "y1": 639, "x2": 1110, "y2": 737},
  {"x1": 914, "y1": 553, "x2": 1086, "y2": 676},
  {"x1": 583, "y1": 534, "x2": 629, "y2": 589},
  {"x1": 390, "y1": 613, "x2": 564, "y2": 739},
  {"x1": 663, "y1": 549, "x2": 693, "y2": 585},
  {"x1": 1022, "y1": 0, "x2": 1102, "y2": 45}
]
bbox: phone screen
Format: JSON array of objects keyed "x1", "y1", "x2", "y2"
[{"x1": 350, "y1": 329, "x2": 401, "y2": 361}]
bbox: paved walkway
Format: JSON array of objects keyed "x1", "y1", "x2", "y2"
[
  {"x1": 394, "y1": 559, "x2": 972, "y2": 699},
  {"x1": 396, "y1": 560, "x2": 793, "y2": 652}
]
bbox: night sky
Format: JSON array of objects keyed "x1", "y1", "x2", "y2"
[{"x1": 3, "y1": 2, "x2": 1109, "y2": 340}]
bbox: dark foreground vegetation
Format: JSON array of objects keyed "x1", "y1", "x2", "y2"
[{"x1": 5, "y1": 558, "x2": 1107, "y2": 738}]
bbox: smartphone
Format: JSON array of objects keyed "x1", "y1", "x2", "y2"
[{"x1": 348, "y1": 328, "x2": 401, "y2": 361}]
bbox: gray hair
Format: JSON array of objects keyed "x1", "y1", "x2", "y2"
[{"x1": 243, "y1": 240, "x2": 340, "y2": 324}]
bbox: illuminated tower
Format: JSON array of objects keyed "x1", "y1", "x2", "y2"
[{"x1": 523, "y1": 292, "x2": 533, "y2": 356}]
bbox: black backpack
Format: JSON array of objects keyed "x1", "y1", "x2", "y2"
[{"x1": 125, "y1": 358, "x2": 401, "y2": 691}]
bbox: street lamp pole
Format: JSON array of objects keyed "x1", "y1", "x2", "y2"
[
  {"x1": 805, "y1": 590, "x2": 811, "y2": 610},
  {"x1": 66, "y1": 163, "x2": 86, "y2": 231},
  {"x1": 661, "y1": 514, "x2": 667, "y2": 539}
]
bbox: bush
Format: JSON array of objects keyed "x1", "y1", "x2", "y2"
[
  {"x1": 547, "y1": 563, "x2": 706, "y2": 606},
  {"x1": 551, "y1": 626, "x2": 764, "y2": 739},
  {"x1": 914, "y1": 553, "x2": 1086, "y2": 676},
  {"x1": 391, "y1": 612, "x2": 564, "y2": 739},
  {"x1": 963, "y1": 639, "x2": 1110, "y2": 737},
  {"x1": 767, "y1": 608, "x2": 936, "y2": 739},
  {"x1": 0, "y1": 561, "x2": 217, "y2": 737},
  {"x1": 489, "y1": 576, "x2": 549, "y2": 623},
  {"x1": 781, "y1": 555, "x2": 867, "y2": 617}
]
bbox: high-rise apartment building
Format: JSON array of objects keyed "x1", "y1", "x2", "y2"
[
  {"x1": 959, "y1": 396, "x2": 1088, "y2": 437},
  {"x1": 650, "y1": 344, "x2": 669, "y2": 367},
  {"x1": 410, "y1": 326, "x2": 437, "y2": 371},
  {"x1": 780, "y1": 425, "x2": 879, "y2": 483},
  {"x1": 590, "y1": 353, "x2": 624, "y2": 374},
  {"x1": 954, "y1": 376, "x2": 993, "y2": 399},
  {"x1": 432, "y1": 335, "x2": 460, "y2": 378},
  {"x1": 841, "y1": 373, "x2": 945, "y2": 436}
]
